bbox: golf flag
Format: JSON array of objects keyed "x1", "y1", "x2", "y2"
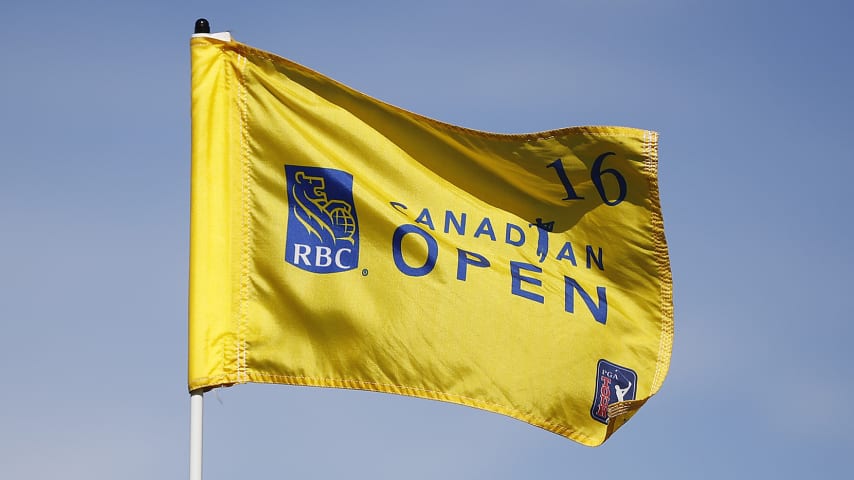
[{"x1": 189, "y1": 33, "x2": 673, "y2": 446}]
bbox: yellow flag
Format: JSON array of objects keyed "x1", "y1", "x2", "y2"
[{"x1": 189, "y1": 34, "x2": 673, "y2": 446}]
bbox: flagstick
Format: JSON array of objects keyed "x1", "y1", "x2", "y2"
[
  {"x1": 190, "y1": 18, "x2": 210, "y2": 480},
  {"x1": 190, "y1": 390, "x2": 204, "y2": 480}
]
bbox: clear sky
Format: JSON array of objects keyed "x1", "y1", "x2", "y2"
[{"x1": 2, "y1": 0, "x2": 852, "y2": 478}]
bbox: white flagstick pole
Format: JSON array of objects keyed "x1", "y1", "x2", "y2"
[
  {"x1": 190, "y1": 18, "x2": 211, "y2": 480},
  {"x1": 190, "y1": 390, "x2": 204, "y2": 480}
]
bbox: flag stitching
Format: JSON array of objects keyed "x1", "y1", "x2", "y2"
[
  {"x1": 236, "y1": 52, "x2": 252, "y2": 384},
  {"x1": 644, "y1": 130, "x2": 673, "y2": 394}
]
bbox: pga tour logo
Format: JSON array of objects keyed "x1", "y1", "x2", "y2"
[
  {"x1": 285, "y1": 165, "x2": 359, "y2": 273},
  {"x1": 591, "y1": 359, "x2": 637, "y2": 424}
]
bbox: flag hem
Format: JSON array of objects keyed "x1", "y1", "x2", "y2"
[
  {"x1": 194, "y1": 36, "x2": 654, "y2": 142},
  {"x1": 189, "y1": 373, "x2": 610, "y2": 446}
]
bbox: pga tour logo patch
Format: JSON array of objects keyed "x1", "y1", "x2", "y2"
[
  {"x1": 591, "y1": 359, "x2": 637, "y2": 424},
  {"x1": 285, "y1": 165, "x2": 359, "y2": 273}
]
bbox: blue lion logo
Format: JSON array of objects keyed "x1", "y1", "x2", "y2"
[
  {"x1": 285, "y1": 166, "x2": 359, "y2": 273},
  {"x1": 291, "y1": 171, "x2": 357, "y2": 246}
]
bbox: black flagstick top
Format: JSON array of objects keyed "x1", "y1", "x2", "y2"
[{"x1": 194, "y1": 18, "x2": 210, "y2": 34}]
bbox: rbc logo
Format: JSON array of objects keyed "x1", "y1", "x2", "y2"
[
  {"x1": 285, "y1": 165, "x2": 359, "y2": 273},
  {"x1": 590, "y1": 359, "x2": 637, "y2": 424}
]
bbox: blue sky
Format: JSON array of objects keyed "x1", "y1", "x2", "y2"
[{"x1": 2, "y1": 0, "x2": 852, "y2": 478}]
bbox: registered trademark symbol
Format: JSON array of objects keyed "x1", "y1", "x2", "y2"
[{"x1": 362, "y1": 269, "x2": 369, "y2": 276}]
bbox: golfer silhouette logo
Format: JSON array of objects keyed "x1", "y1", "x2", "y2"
[{"x1": 614, "y1": 380, "x2": 632, "y2": 402}]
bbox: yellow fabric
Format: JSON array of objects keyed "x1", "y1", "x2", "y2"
[{"x1": 189, "y1": 35, "x2": 673, "y2": 446}]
